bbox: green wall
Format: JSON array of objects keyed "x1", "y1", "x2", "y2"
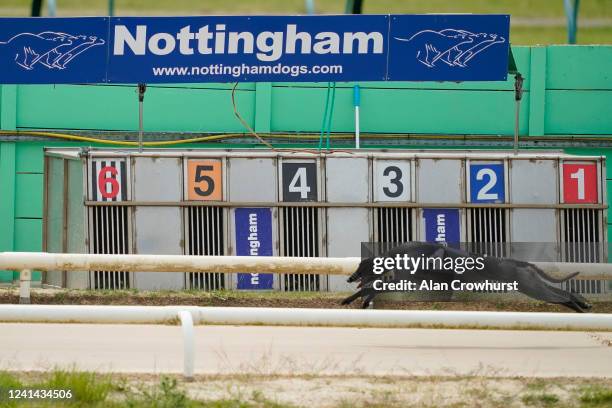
[
  {"x1": 0, "y1": 142, "x2": 44, "y2": 282},
  {"x1": 0, "y1": 45, "x2": 611, "y2": 283},
  {"x1": 0, "y1": 46, "x2": 610, "y2": 136}
]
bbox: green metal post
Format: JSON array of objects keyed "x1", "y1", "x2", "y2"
[
  {"x1": 1, "y1": 85, "x2": 17, "y2": 131},
  {"x1": 254, "y1": 83, "x2": 272, "y2": 134},
  {"x1": 0, "y1": 143, "x2": 16, "y2": 282},
  {"x1": 528, "y1": 47, "x2": 547, "y2": 136},
  {"x1": 109, "y1": 0, "x2": 115, "y2": 16}
]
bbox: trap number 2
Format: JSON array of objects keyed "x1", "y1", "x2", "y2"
[{"x1": 469, "y1": 163, "x2": 505, "y2": 203}]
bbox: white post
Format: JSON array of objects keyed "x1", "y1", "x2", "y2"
[
  {"x1": 353, "y1": 85, "x2": 361, "y2": 149},
  {"x1": 178, "y1": 311, "x2": 195, "y2": 381},
  {"x1": 355, "y1": 106, "x2": 360, "y2": 149},
  {"x1": 19, "y1": 269, "x2": 31, "y2": 304}
]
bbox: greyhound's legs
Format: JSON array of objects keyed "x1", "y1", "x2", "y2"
[
  {"x1": 517, "y1": 279, "x2": 575, "y2": 304},
  {"x1": 561, "y1": 300, "x2": 585, "y2": 313},
  {"x1": 341, "y1": 289, "x2": 365, "y2": 306},
  {"x1": 546, "y1": 285, "x2": 592, "y2": 310}
]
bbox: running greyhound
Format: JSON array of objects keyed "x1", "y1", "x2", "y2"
[{"x1": 342, "y1": 242, "x2": 591, "y2": 312}]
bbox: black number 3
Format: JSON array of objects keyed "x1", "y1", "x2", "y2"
[{"x1": 383, "y1": 166, "x2": 403, "y2": 198}]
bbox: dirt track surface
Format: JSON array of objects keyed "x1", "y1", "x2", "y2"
[
  {"x1": 3, "y1": 323, "x2": 612, "y2": 378},
  {"x1": 1, "y1": 288, "x2": 612, "y2": 313}
]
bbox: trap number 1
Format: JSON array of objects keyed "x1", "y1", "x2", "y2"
[{"x1": 562, "y1": 163, "x2": 598, "y2": 204}]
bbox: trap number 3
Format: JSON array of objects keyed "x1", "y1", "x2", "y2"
[{"x1": 375, "y1": 161, "x2": 411, "y2": 201}]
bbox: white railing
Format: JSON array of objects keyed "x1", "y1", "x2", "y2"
[
  {"x1": 1, "y1": 304, "x2": 612, "y2": 380},
  {"x1": 1, "y1": 252, "x2": 612, "y2": 304},
  {"x1": 2, "y1": 304, "x2": 611, "y2": 330},
  {"x1": 1, "y1": 250, "x2": 611, "y2": 380}
]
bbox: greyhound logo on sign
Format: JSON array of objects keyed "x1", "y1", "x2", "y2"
[
  {"x1": 0, "y1": 31, "x2": 105, "y2": 70},
  {"x1": 395, "y1": 29, "x2": 505, "y2": 68}
]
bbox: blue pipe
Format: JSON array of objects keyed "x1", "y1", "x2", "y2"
[
  {"x1": 564, "y1": 0, "x2": 580, "y2": 44},
  {"x1": 353, "y1": 85, "x2": 361, "y2": 107}
]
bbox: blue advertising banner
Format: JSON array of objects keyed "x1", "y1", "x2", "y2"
[
  {"x1": 235, "y1": 208, "x2": 274, "y2": 290},
  {"x1": 0, "y1": 14, "x2": 510, "y2": 84},
  {"x1": 423, "y1": 208, "x2": 460, "y2": 244}
]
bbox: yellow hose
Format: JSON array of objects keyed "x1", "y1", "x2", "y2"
[
  {"x1": 0, "y1": 130, "x2": 479, "y2": 144},
  {"x1": 2, "y1": 130, "x2": 607, "y2": 145},
  {"x1": 0, "y1": 130, "x2": 249, "y2": 146},
  {"x1": 0, "y1": 130, "x2": 361, "y2": 146}
]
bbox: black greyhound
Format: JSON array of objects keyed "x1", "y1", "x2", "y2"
[{"x1": 342, "y1": 242, "x2": 591, "y2": 313}]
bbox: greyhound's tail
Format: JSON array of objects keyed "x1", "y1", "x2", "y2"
[{"x1": 535, "y1": 269, "x2": 580, "y2": 283}]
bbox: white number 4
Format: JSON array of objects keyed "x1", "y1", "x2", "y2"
[{"x1": 289, "y1": 167, "x2": 311, "y2": 199}]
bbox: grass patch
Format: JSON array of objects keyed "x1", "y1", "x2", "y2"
[
  {"x1": 0, "y1": 371, "x2": 611, "y2": 408},
  {"x1": 0, "y1": 371, "x2": 300, "y2": 408},
  {"x1": 2, "y1": 0, "x2": 612, "y2": 43},
  {"x1": 0, "y1": 370, "x2": 117, "y2": 407},
  {"x1": 510, "y1": 26, "x2": 612, "y2": 45},
  {"x1": 579, "y1": 385, "x2": 612, "y2": 407},
  {"x1": 525, "y1": 378, "x2": 549, "y2": 392},
  {"x1": 44, "y1": 370, "x2": 115, "y2": 404},
  {"x1": 521, "y1": 392, "x2": 560, "y2": 407},
  {"x1": 2, "y1": 0, "x2": 612, "y2": 18}
]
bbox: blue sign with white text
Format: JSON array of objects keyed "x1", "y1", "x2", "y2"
[
  {"x1": 424, "y1": 208, "x2": 460, "y2": 244},
  {"x1": 235, "y1": 208, "x2": 274, "y2": 290},
  {"x1": 469, "y1": 163, "x2": 506, "y2": 203},
  {"x1": 0, "y1": 14, "x2": 510, "y2": 84}
]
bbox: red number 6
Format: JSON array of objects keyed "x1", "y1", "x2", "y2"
[{"x1": 98, "y1": 166, "x2": 120, "y2": 199}]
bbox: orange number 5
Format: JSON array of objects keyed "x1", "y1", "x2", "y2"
[{"x1": 187, "y1": 160, "x2": 222, "y2": 201}]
